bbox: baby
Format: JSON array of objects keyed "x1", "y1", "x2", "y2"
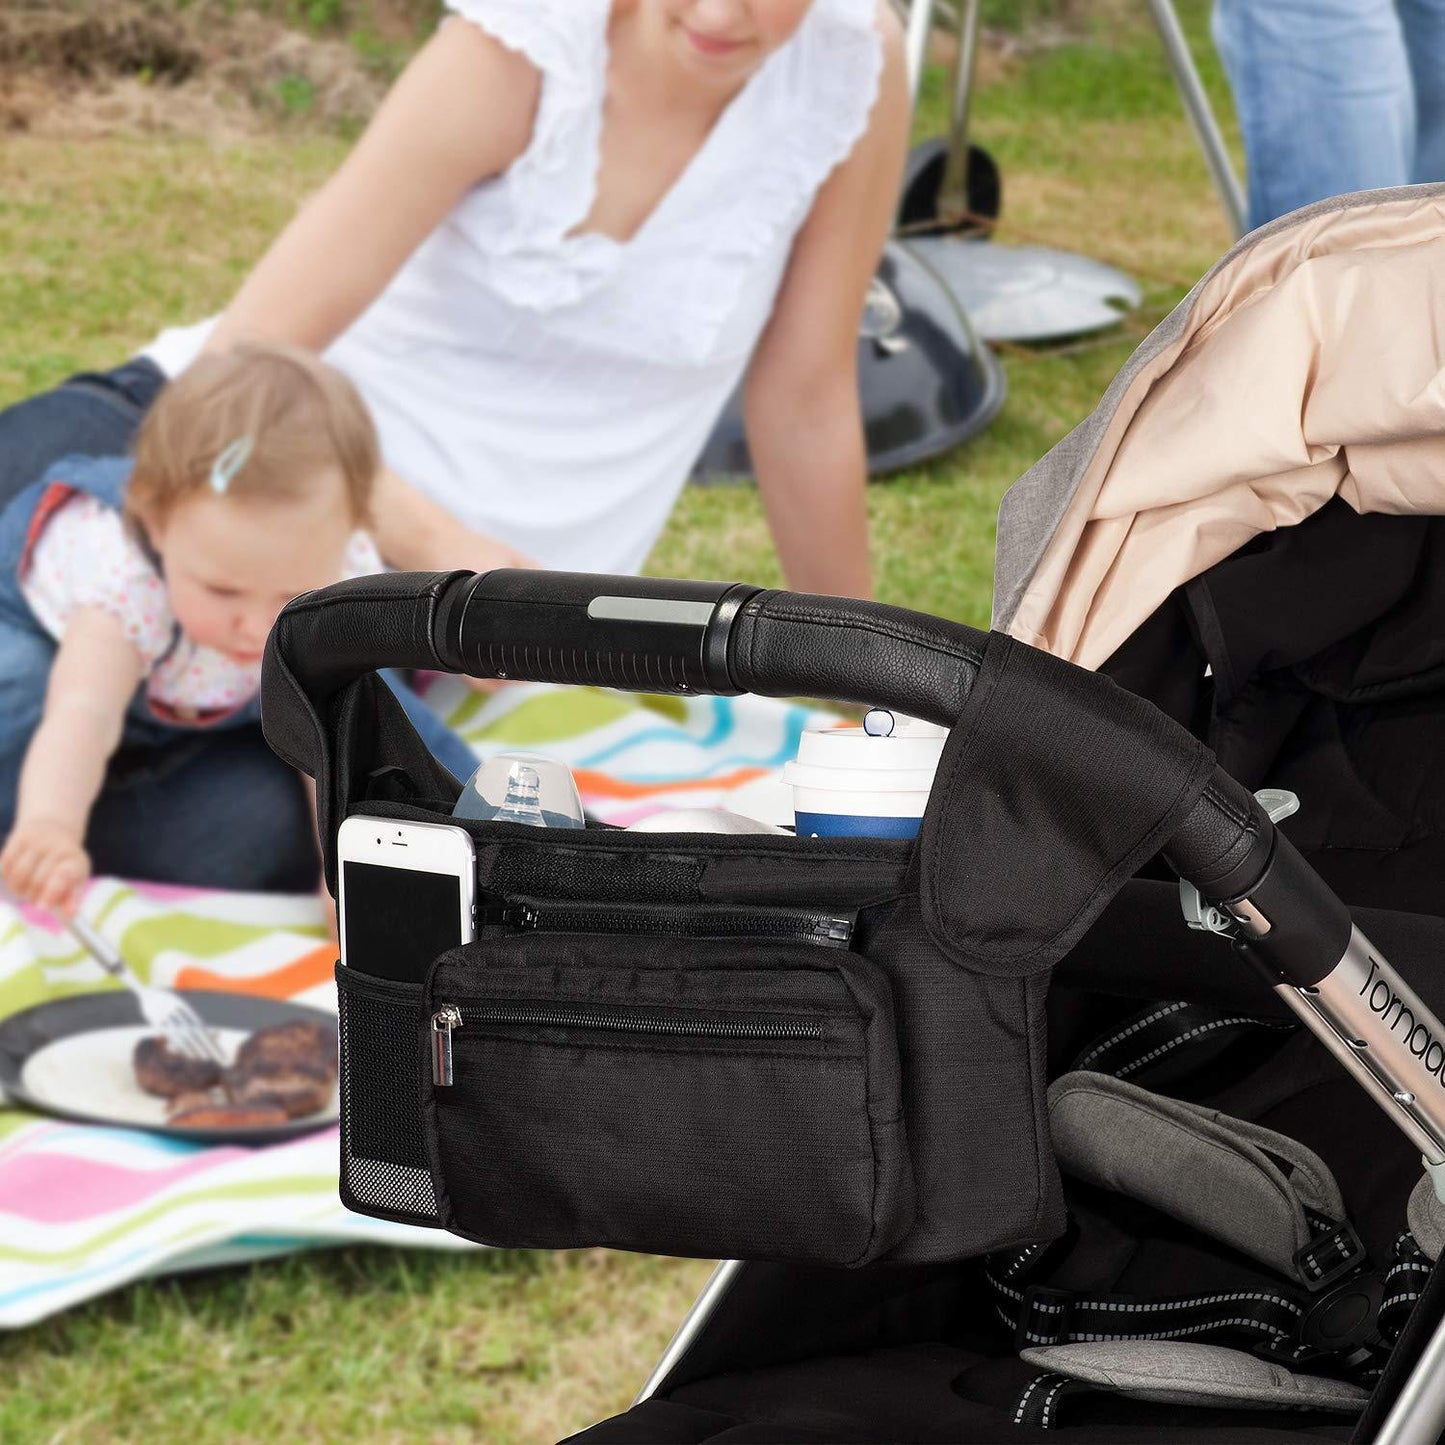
[{"x1": 0, "y1": 342, "x2": 476, "y2": 915}]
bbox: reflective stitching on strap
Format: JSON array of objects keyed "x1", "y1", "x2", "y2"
[
  {"x1": 1382, "y1": 1291, "x2": 1423, "y2": 1312},
  {"x1": 1385, "y1": 1259, "x2": 1431, "y2": 1279},
  {"x1": 1116, "y1": 1017, "x2": 1277, "y2": 1077},
  {"x1": 1024, "y1": 1318, "x2": 1293, "y2": 1345},
  {"x1": 1052, "y1": 1291, "x2": 1301, "y2": 1317},
  {"x1": 1076, "y1": 1003, "x2": 1190, "y2": 1067},
  {"x1": 1013, "y1": 1373, "x2": 1052, "y2": 1426},
  {"x1": 987, "y1": 1271, "x2": 1300, "y2": 1315},
  {"x1": 1039, "y1": 1376, "x2": 1070, "y2": 1429}
]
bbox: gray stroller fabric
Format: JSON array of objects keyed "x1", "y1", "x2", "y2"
[
  {"x1": 1020, "y1": 1341, "x2": 1369, "y2": 1413},
  {"x1": 1408, "y1": 1173, "x2": 1445, "y2": 1262},
  {"x1": 1048, "y1": 1071, "x2": 1347, "y2": 1280}
]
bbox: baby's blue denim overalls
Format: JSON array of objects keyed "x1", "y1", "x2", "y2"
[{"x1": 0, "y1": 454, "x2": 477, "y2": 841}]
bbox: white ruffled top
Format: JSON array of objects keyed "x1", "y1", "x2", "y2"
[{"x1": 144, "y1": 0, "x2": 883, "y2": 575}]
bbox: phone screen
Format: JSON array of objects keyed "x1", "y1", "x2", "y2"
[{"x1": 342, "y1": 860, "x2": 465, "y2": 984}]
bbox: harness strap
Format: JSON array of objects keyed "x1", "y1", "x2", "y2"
[
  {"x1": 988, "y1": 1249, "x2": 1308, "y2": 1352},
  {"x1": 996, "y1": 1071, "x2": 1383, "y2": 1369},
  {"x1": 1011, "y1": 1372, "x2": 1090, "y2": 1430},
  {"x1": 1072, "y1": 1000, "x2": 1294, "y2": 1082},
  {"x1": 1378, "y1": 1234, "x2": 1433, "y2": 1343}
]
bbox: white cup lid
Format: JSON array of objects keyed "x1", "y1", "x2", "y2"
[
  {"x1": 783, "y1": 713, "x2": 946, "y2": 796},
  {"x1": 783, "y1": 764, "x2": 939, "y2": 793},
  {"x1": 790, "y1": 715, "x2": 946, "y2": 774}
]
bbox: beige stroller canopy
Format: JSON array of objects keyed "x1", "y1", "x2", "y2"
[{"x1": 994, "y1": 182, "x2": 1445, "y2": 669}]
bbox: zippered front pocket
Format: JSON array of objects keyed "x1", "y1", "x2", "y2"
[
  {"x1": 429, "y1": 1000, "x2": 827, "y2": 1086},
  {"x1": 486, "y1": 897, "x2": 856, "y2": 948},
  {"x1": 420, "y1": 934, "x2": 914, "y2": 1267}
]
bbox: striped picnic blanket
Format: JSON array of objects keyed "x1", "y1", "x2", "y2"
[{"x1": 0, "y1": 680, "x2": 824, "y2": 1328}]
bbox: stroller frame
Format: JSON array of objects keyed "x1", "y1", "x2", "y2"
[{"x1": 262, "y1": 566, "x2": 1445, "y2": 1443}]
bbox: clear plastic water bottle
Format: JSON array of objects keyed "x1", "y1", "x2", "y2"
[
  {"x1": 494, "y1": 762, "x2": 545, "y2": 826},
  {"x1": 452, "y1": 752, "x2": 585, "y2": 828}
]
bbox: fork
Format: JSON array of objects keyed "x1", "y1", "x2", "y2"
[{"x1": 66, "y1": 913, "x2": 228, "y2": 1067}]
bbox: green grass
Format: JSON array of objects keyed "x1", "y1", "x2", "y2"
[
  {"x1": 0, "y1": 3, "x2": 1242, "y2": 1439},
  {"x1": 1, "y1": 1245, "x2": 716, "y2": 1442}
]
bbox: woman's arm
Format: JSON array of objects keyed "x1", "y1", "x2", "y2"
[
  {"x1": 0, "y1": 609, "x2": 145, "y2": 914},
  {"x1": 370, "y1": 461, "x2": 536, "y2": 572},
  {"x1": 207, "y1": 19, "x2": 540, "y2": 355},
  {"x1": 204, "y1": 19, "x2": 544, "y2": 573},
  {"x1": 741, "y1": 2, "x2": 910, "y2": 599}
]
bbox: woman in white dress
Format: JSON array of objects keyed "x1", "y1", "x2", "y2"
[
  {"x1": 179, "y1": 0, "x2": 906, "y2": 591},
  {"x1": 0, "y1": 0, "x2": 909, "y2": 889}
]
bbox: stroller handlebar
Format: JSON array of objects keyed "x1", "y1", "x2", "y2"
[
  {"x1": 261, "y1": 568, "x2": 1339, "y2": 966},
  {"x1": 444, "y1": 569, "x2": 990, "y2": 723},
  {"x1": 264, "y1": 569, "x2": 1445, "y2": 1156},
  {"x1": 262, "y1": 568, "x2": 991, "y2": 728}
]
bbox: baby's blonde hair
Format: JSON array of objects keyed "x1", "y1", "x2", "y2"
[{"x1": 127, "y1": 341, "x2": 378, "y2": 527}]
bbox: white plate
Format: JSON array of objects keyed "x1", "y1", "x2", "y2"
[{"x1": 20, "y1": 1026, "x2": 338, "y2": 1130}]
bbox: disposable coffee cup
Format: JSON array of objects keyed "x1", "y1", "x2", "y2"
[{"x1": 782, "y1": 712, "x2": 946, "y2": 840}]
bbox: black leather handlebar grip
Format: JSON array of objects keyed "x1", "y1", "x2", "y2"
[
  {"x1": 1162, "y1": 767, "x2": 1274, "y2": 899},
  {"x1": 442, "y1": 572, "x2": 992, "y2": 720},
  {"x1": 450, "y1": 570, "x2": 759, "y2": 695},
  {"x1": 262, "y1": 570, "x2": 993, "y2": 775},
  {"x1": 1162, "y1": 766, "x2": 1353, "y2": 987},
  {"x1": 726, "y1": 589, "x2": 987, "y2": 728}
]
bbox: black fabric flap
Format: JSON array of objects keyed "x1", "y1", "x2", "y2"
[
  {"x1": 920, "y1": 634, "x2": 1215, "y2": 977},
  {"x1": 313, "y1": 675, "x2": 462, "y2": 893}
]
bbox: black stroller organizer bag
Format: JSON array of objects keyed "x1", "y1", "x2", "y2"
[{"x1": 262, "y1": 570, "x2": 1272, "y2": 1268}]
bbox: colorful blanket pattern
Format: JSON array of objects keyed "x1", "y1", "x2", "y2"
[{"x1": 0, "y1": 681, "x2": 825, "y2": 1328}]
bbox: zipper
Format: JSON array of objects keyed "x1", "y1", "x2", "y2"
[
  {"x1": 429, "y1": 1003, "x2": 822, "y2": 1086},
  {"x1": 490, "y1": 899, "x2": 854, "y2": 948},
  {"x1": 431, "y1": 1004, "x2": 463, "y2": 1086}
]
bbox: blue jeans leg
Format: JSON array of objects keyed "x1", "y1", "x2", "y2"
[
  {"x1": 1399, "y1": 0, "x2": 1445, "y2": 181},
  {"x1": 1, "y1": 749, "x2": 316, "y2": 886},
  {"x1": 0, "y1": 620, "x2": 63, "y2": 838},
  {"x1": 0, "y1": 358, "x2": 166, "y2": 509},
  {"x1": 381, "y1": 670, "x2": 479, "y2": 786},
  {"x1": 1213, "y1": 0, "x2": 1414, "y2": 229},
  {"x1": 86, "y1": 726, "x2": 320, "y2": 892}
]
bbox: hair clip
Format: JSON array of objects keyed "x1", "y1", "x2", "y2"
[{"x1": 209, "y1": 435, "x2": 254, "y2": 495}]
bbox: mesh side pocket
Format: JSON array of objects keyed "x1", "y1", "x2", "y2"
[{"x1": 336, "y1": 964, "x2": 439, "y2": 1226}]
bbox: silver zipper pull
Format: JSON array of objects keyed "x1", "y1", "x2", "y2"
[{"x1": 431, "y1": 1005, "x2": 463, "y2": 1087}]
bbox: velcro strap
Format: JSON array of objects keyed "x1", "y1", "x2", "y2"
[{"x1": 1049, "y1": 1071, "x2": 1351, "y2": 1285}]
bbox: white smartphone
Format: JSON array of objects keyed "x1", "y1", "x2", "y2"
[{"x1": 337, "y1": 816, "x2": 476, "y2": 985}]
